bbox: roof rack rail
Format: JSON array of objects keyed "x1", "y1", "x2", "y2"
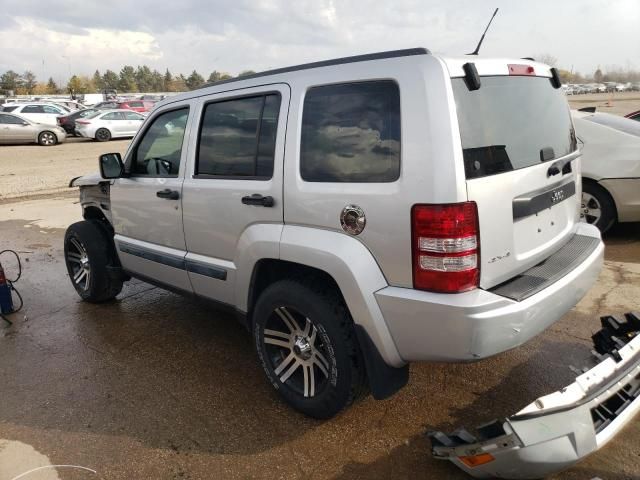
[{"x1": 198, "y1": 47, "x2": 430, "y2": 90}]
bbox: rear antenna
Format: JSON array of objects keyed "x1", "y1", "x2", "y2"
[{"x1": 468, "y1": 8, "x2": 499, "y2": 55}]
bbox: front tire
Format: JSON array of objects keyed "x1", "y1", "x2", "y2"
[
  {"x1": 253, "y1": 279, "x2": 367, "y2": 419},
  {"x1": 581, "y1": 182, "x2": 616, "y2": 233},
  {"x1": 64, "y1": 220, "x2": 123, "y2": 302},
  {"x1": 38, "y1": 131, "x2": 57, "y2": 146},
  {"x1": 95, "y1": 128, "x2": 111, "y2": 142}
]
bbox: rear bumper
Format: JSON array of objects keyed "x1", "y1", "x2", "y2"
[
  {"x1": 375, "y1": 223, "x2": 603, "y2": 362},
  {"x1": 429, "y1": 313, "x2": 640, "y2": 479}
]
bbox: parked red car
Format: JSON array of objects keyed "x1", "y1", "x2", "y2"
[{"x1": 92, "y1": 100, "x2": 154, "y2": 113}]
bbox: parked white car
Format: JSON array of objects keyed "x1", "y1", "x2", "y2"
[
  {"x1": 573, "y1": 110, "x2": 640, "y2": 231},
  {"x1": 75, "y1": 110, "x2": 145, "y2": 141},
  {"x1": 1, "y1": 102, "x2": 69, "y2": 125}
]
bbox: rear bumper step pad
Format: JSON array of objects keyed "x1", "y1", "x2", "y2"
[
  {"x1": 489, "y1": 234, "x2": 600, "y2": 302},
  {"x1": 428, "y1": 312, "x2": 640, "y2": 479}
]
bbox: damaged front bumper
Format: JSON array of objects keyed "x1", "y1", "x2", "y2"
[{"x1": 429, "y1": 312, "x2": 640, "y2": 479}]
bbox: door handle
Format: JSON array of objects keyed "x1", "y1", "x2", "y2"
[
  {"x1": 241, "y1": 194, "x2": 274, "y2": 207},
  {"x1": 156, "y1": 189, "x2": 180, "y2": 200}
]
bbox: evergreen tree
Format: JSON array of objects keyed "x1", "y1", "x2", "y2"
[
  {"x1": 185, "y1": 70, "x2": 205, "y2": 90},
  {"x1": 22, "y1": 71, "x2": 37, "y2": 94}
]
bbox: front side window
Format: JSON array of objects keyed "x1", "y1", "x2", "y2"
[
  {"x1": 196, "y1": 94, "x2": 281, "y2": 178},
  {"x1": 0, "y1": 114, "x2": 23, "y2": 124},
  {"x1": 300, "y1": 81, "x2": 401, "y2": 182},
  {"x1": 125, "y1": 111, "x2": 143, "y2": 120},
  {"x1": 43, "y1": 105, "x2": 63, "y2": 114},
  {"x1": 101, "y1": 112, "x2": 122, "y2": 121},
  {"x1": 131, "y1": 107, "x2": 189, "y2": 177}
]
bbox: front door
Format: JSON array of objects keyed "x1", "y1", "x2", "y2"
[
  {"x1": 110, "y1": 105, "x2": 193, "y2": 291},
  {"x1": 181, "y1": 84, "x2": 289, "y2": 305}
]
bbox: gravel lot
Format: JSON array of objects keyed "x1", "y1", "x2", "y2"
[{"x1": 0, "y1": 138, "x2": 129, "y2": 201}]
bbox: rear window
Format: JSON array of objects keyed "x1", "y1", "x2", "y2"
[{"x1": 452, "y1": 76, "x2": 577, "y2": 180}]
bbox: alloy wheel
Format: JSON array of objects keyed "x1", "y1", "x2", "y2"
[
  {"x1": 66, "y1": 238, "x2": 91, "y2": 291},
  {"x1": 40, "y1": 132, "x2": 55, "y2": 145},
  {"x1": 581, "y1": 192, "x2": 602, "y2": 225},
  {"x1": 263, "y1": 306, "x2": 331, "y2": 398}
]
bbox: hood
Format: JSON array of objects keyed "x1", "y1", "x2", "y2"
[{"x1": 69, "y1": 172, "x2": 110, "y2": 187}]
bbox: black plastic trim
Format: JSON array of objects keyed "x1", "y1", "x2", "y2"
[
  {"x1": 512, "y1": 179, "x2": 576, "y2": 221},
  {"x1": 185, "y1": 260, "x2": 227, "y2": 280},
  {"x1": 119, "y1": 242, "x2": 185, "y2": 270},
  {"x1": 197, "y1": 48, "x2": 430, "y2": 90},
  {"x1": 354, "y1": 325, "x2": 409, "y2": 400},
  {"x1": 118, "y1": 243, "x2": 227, "y2": 281}
]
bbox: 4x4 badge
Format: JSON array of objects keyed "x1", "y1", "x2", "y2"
[{"x1": 340, "y1": 205, "x2": 366, "y2": 235}]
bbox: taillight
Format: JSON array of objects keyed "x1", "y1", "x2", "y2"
[
  {"x1": 411, "y1": 202, "x2": 480, "y2": 293},
  {"x1": 76, "y1": 120, "x2": 90, "y2": 125},
  {"x1": 508, "y1": 64, "x2": 535, "y2": 75}
]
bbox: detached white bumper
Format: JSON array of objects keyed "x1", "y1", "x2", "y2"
[{"x1": 429, "y1": 312, "x2": 640, "y2": 479}]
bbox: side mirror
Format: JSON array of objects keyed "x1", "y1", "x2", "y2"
[{"x1": 99, "y1": 152, "x2": 124, "y2": 179}]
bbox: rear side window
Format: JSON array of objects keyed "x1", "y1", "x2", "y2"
[
  {"x1": 2, "y1": 106, "x2": 18, "y2": 112},
  {"x1": 22, "y1": 105, "x2": 44, "y2": 113},
  {"x1": 452, "y1": 76, "x2": 577, "y2": 180},
  {"x1": 300, "y1": 81, "x2": 401, "y2": 182},
  {"x1": 196, "y1": 94, "x2": 281, "y2": 178}
]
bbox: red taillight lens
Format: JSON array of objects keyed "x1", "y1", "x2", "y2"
[
  {"x1": 412, "y1": 202, "x2": 480, "y2": 293},
  {"x1": 508, "y1": 64, "x2": 535, "y2": 75},
  {"x1": 76, "y1": 120, "x2": 90, "y2": 125}
]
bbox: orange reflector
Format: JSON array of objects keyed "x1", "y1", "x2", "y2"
[{"x1": 458, "y1": 453, "x2": 495, "y2": 468}]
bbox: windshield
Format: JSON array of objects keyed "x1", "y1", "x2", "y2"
[{"x1": 452, "y1": 76, "x2": 577, "y2": 180}]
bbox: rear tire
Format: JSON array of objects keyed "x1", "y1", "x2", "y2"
[
  {"x1": 95, "y1": 128, "x2": 111, "y2": 142},
  {"x1": 581, "y1": 182, "x2": 616, "y2": 233},
  {"x1": 38, "y1": 131, "x2": 57, "y2": 146},
  {"x1": 253, "y1": 279, "x2": 367, "y2": 419},
  {"x1": 64, "y1": 220, "x2": 123, "y2": 302}
]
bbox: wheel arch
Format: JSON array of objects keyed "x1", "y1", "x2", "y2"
[
  {"x1": 582, "y1": 177, "x2": 619, "y2": 222},
  {"x1": 236, "y1": 225, "x2": 406, "y2": 368}
]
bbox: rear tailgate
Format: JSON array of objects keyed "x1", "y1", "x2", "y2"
[{"x1": 450, "y1": 65, "x2": 580, "y2": 289}]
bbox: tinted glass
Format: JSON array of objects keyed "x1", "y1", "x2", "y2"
[
  {"x1": 132, "y1": 108, "x2": 189, "y2": 176},
  {"x1": 0, "y1": 114, "x2": 23, "y2": 124},
  {"x1": 43, "y1": 105, "x2": 62, "y2": 114},
  {"x1": 197, "y1": 94, "x2": 280, "y2": 178},
  {"x1": 125, "y1": 111, "x2": 143, "y2": 120},
  {"x1": 2, "y1": 106, "x2": 18, "y2": 112},
  {"x1": 22, "y1": 105, "x2": 44, "y2": 113},
  {"x1": 452, "y1": 77, "x2": 577, "y2": 180},
  {"x1": 300, "y1": 81, "x2": 401, "y2": 182},
  {"x1": 129, "y1": 101, "x2": 144, "y2": 107},
  {"x1": 102, "y1": 112, "x2": 120, "y2": 120}
]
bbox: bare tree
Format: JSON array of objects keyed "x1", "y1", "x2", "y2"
[{"x1": 535, "y1": 54, "x2": 557, "y2": 67}]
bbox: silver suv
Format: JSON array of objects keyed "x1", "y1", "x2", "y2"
[{"x1": 65, "y1": 48, "x2": 603, "y2": 419}]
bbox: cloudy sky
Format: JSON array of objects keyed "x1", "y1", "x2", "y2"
[{"x1": 0, "y1": 0, "x2": 638, "y2": 83}]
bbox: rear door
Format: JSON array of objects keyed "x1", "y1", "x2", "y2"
[
  {"x1": 110, "y1": 105, "x2": 193, "y2": 291},
  {"x1": 181, "y1": 84, "x2": 289, "y2": 305},
  {"x1": 451, "y1": 73, "x2": 580, "y2": 288}
]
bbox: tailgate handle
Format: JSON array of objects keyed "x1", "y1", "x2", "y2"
[
  {"x1": 241, "y1": 194, "x2": 274, "y2": 207},
  {"x1": 547, "y1": 157, "x2": 574, "y2": 177}
]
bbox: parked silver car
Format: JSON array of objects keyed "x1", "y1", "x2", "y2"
[
  {"x1": 0, "y1": 112, "x2": 66, "y2": 145},
  {"x1": 75, "y1": 109, "x2": 145, "y2": 141},
  {"x1": 573, "y1": 110, "x2": 640, "y2": 231}
]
